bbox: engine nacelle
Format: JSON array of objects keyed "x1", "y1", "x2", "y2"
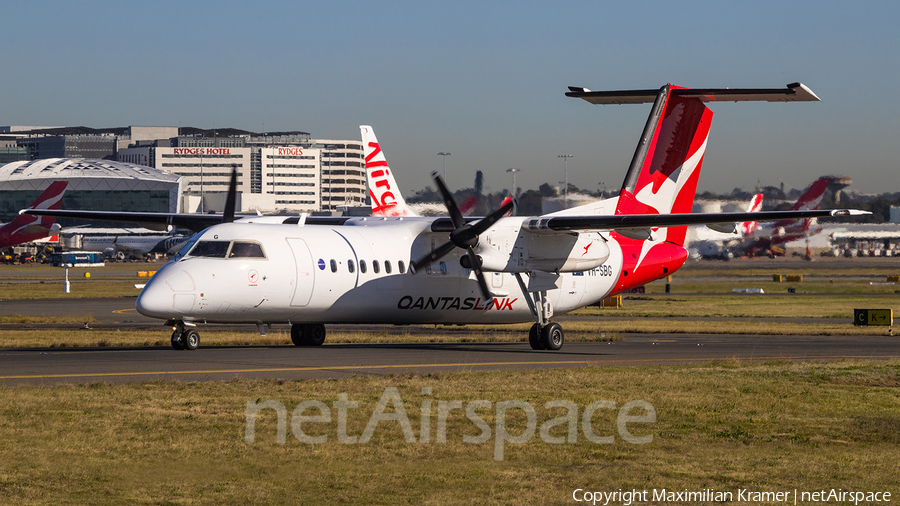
[{"x1": 476, "y1": 231, "x2": 610, "y2": 273}]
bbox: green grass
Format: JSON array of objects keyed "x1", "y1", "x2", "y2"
[{"x1": 1, "y1": 361, "x2": 898, "y2": 505}]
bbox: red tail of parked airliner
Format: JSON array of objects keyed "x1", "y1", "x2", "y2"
[{"x1": 0, "y1": 181, "x2": 68, "y2": 249}]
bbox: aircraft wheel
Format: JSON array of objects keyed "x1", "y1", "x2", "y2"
[
  {"x1": 305, "y1": 324, "x2": 326, "y2": 346},
  {"x1": 171, "y1": 330, "x2": 185, "y2": 350},
  {"x1": 182, "y1": 329, "x2": 200, "y2": 350},
  {"x1": 290, "y1": 324, "x2": 305, "y2": 346},
  {"x1": 528, "y1": 323, "x2": 545, "y2": 350},
  {"x1": 540, "y1": 322, "x2": 564, "y2": 351}
]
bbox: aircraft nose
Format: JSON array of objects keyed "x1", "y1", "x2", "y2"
[{"x1": 136, "y1": 274, "x2": 174, "y2": 319}]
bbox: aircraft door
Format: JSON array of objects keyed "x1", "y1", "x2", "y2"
[{"x1": 287, "y1": 238, "x2": 315, "y2": 307}]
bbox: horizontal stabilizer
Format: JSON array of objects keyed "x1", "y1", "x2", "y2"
[{"x1": 566, "y1": 83, "x2": 819, "y2": 105}]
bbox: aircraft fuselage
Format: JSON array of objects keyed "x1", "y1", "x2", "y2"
[{"x1": 136, "y1": 218, "x2": 626, "y2": 325}]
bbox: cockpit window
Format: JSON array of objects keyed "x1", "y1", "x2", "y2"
[
  {"x1": 228, "y1": 241, "x2": 266, "y2": 259},
  {"x1": 188, "y1": 241, "x2": 230, "y2": 258}
]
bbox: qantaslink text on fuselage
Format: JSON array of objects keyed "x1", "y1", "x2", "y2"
[{"x1": 397, "y1": 296, "x2": 518, "y2": 311}]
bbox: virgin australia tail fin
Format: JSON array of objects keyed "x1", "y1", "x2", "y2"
[{"x1": 360, "y1": 125, "x2": 416, "y2": 217}]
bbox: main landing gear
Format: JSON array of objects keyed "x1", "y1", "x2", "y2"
[
  {"x1": 291, "y1": 323, "x2": 326, "y2": 346},
  {"x1": 515, "y1": 273, "x2": 565, "y2": 351},
  {"x1": 528, "y1": 321, "x2": 564, "y2": 351},
  {"x1": 170, "y1": 322, "x2": 199, "y2": 351}
]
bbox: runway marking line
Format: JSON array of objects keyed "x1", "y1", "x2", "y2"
[
  {"x1": 112, "y1": 308, "x2": 136, "y2": 314},
  {"x1": 1, "y1": 355, "x2": 892, "y2": 380}
]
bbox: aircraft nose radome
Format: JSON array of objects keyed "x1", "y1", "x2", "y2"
[{"x1": 135, "y1": 280, "x2": 172, "y2": 318}]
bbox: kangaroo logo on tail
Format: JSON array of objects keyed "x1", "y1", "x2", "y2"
[{"x1": 611, "y1": 86, "x2": 712, "y2": 291}]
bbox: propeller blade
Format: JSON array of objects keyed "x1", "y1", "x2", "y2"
[
  {"x1": 468, "y1": 198, "x2": 515, "y2": 236},
  {"x1": 466, "y1": 248, "x2": 492, "y2": 301},
  {"x1": 432, "y1": 172, "x2": 465, "y2": 229},
  {"x1": 410, "y1": 240, "x2": 457, "y2": 273},
  {"x1": 222, "y1": 165, "x2": 238, "y2": 223}
]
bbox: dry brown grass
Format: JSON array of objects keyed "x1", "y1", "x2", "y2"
[
  {"x1": 0, "y1": 325, "x2": 621, "y2": 349},
  {"x1": 1, "y1": 361, "x2": 898, "y2": 504},
  {"x1": 0, "y1": 281, "x2": 142, "y2": 299}
]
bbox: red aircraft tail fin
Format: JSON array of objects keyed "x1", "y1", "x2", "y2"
[
  {"x1": 741, "y1": 193, "x2": 764, "y2": 236},
  {"x1": 790, "y1": 177, "x2": 829, "y2": 211},
  {"x1": 612, "y1": 85, "x2": 713, "y2": 247},
  {"x1": 0, "y1": 181, "x2": 68, "y2": 249},
  {"x1": 563, "y1": 82, "x2": 821, "y2": 293}
]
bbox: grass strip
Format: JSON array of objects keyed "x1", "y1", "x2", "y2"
[
  {"x1": 1, "y1": 361, "x2": 897, "y2": 505},
  {"x1": 0, "y1": 282, "x2": 142, "y2": 299}
]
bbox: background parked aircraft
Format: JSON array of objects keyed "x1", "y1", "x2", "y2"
[
  {"x1": 688, "y1": 177, "x2": 832, "y2": 259},
  {"x1": 0, "y1": 181, "x2": 67, "y2": 250}
]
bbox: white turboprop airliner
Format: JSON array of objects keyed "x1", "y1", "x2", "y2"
[{"x1": 23, "y1": 83, "x2": 868, "y2": 351}]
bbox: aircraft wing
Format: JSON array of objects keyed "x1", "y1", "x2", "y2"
[
  {"x1": 24, "y1": 206, "x2": 867, "y2": 235},
  {"x1": 20, "y1": 209, "x2": 352, "y2": 232},
  {"x1": 522, "y1": 209, "x2": 868, "y2": 232},
  {"x1": 20, "y1": 209, "x2": 228, "y2": 232}
]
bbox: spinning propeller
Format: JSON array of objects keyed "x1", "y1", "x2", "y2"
[{"x1": 410, "y1": 172, "x2": 514, "y2": 300}]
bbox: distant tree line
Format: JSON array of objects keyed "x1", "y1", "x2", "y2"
[{"x1": 408, "y1": 179, "x2": 899, "y2": 223}]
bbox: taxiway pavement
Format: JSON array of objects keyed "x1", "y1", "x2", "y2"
[{"x1": 2, "y1": 333, "x2": 898, "y2": 386}]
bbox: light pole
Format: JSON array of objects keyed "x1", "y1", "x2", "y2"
[
  {"x1": 200, "y1": 150, "x2": 204, "y2": 213},
  {"x1": 437, "y1": 152, "x2": 451, "y2": 181},
  {"x1": 558, "y1": 154, "x2": 573, "y2": 205},
  {"x1": 506, "y1": 168, "x2": 521, "y2": 197}
]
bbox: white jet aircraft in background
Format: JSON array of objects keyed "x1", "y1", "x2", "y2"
[{"x1": 24, "y1": 83, "x2": 867, "y2": 351}]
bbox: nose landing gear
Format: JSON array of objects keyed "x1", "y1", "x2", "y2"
[{"x1": 170, "y1": 322, "x2": 200, "y2": 350}]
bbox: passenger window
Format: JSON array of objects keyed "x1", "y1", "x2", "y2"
[
  {"x1": 439, "y1": 261, "x2": 447, "y2": 275},
  {"x1": 348, "y1": 260, "x2": 355, "y2": 273},
  {"x1": 398, "y1": 260, "x2": 406, "y2": 274},
  {"x1": 384, "y1": 260, "x2": 392, "y2": 274},
  {"x1": 228, "y1": 241, "x2": 266, "y2": 259},
  {"x1": 189, "y1": 241, "x2": 229, "y2": 258},
  {"x1": 359, "y1": 260, "x2": 367, "y2": 273},
  {"x1": 373, "y1": 260, "x2": 380, "y2": 274},
  {"x1": 330, "y1": 259, "x2": 337, "y2": 273}
]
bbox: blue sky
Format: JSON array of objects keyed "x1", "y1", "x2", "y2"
[{"x1": 2, "y1": 0, "x2": 898, "y2": 196}]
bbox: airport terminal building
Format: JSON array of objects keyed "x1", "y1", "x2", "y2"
[
  {"x1": 0, "y1": 158, "x2": 182, "y2": 225},
  {"x1": 118, "y1": 135, "x2": 366, "y2": 214},
  {"x1": 2, "y1": 126, "x2": 368, "y2": 216}
]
